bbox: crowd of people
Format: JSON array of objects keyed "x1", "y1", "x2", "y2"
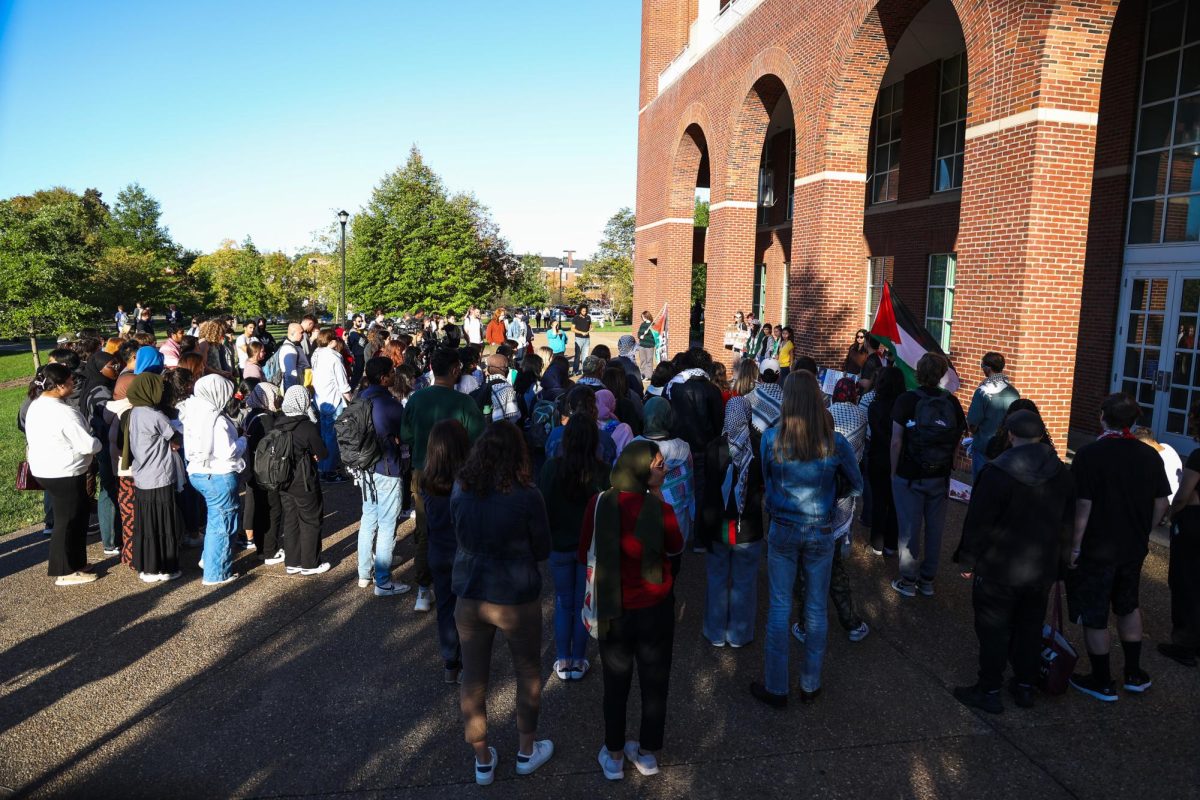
[{"x1": 16, "y1": 302, "x2": 1199, "y2": 785}]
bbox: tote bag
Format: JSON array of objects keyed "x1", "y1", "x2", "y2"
[
  {"x1": 1040, "y1": 582, "x2": 1078, "y2": 695},
  {"x1": 581, "y1": 501, "x2": 601, "y2": 640}
]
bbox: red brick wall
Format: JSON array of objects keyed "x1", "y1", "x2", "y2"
[{"x1": 635, "y1": 0, "x2": 1125, "y2": 446}]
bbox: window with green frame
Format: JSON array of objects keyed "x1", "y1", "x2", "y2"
[{"x1": 926, "y1": 253, "x2": 956, "y2": 351}]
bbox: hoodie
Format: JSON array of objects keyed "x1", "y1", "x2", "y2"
[
  {"x1": 957, "y1": 442, "x2": 1075, "y2": 588},
  {"x1": 967, "y1": 374, "x2": 1020, "y2": 446}
]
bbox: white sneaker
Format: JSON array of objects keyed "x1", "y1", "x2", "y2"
[
  {"x1": 55, "y1": 571, "x2": 97, "y2": 586},
  {"x1": 848, "y1": 622, "x2": 870, "y2": 642},
  {"x1": 299, "y1": 562, "x2": 331, "y2": 576},
  {"x1": 374, "y1": 582, "x2": 411, "y2": 597},
  {"x1": 164, "y1": 571, "x2": 182, "y2": 581},
  {"x1": 358, "y1": 578, "x2": 371, "y2": 588},
  {"x1": 243, "y1": 540, "x2": 257, "y2": 552},
  {"x1": 265, "y1": 550, "x2": 285, "y2": 565},
  {"x1": 414, "y1": 586, "x2": 432, "y2": 612},
  {"x1": 102, "y1": 547, "x2": 120, "y2": 556},
  {"x1": 598, "y1": 746, "x2": 624, "y2": 781},
  {"x1": 569, "y1": 659, "x2": 590, "y2": 681},
  {"x1": 515, "y1": 739, "x2": 554, "y2": 776},
  {"x1": 475, "y1": 746, "x2": 497, "y2": 786},
  {"x1": 554, "y1": 660, "x2": 571, "y2": 680},
  {"x1": 138, "y1": 572, "x2": 162, "y2": 583},
  {"x1": 285, "y1": 566, "x2": 303, "y2": 575},
  {"x1": 623, "y1": 741, "x2": 660, "y2": 776},
  {"x1": 202, "y1": 575, "x2": 237, "y2": 587}
]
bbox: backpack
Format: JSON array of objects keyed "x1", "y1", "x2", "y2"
[
  {"x1": 253, "y1": 429, "x2": 295, "y2": 491},
  {"x1": 470, "y1": 381, "x2": 503, "y2": 423},
  {"x1": 524, "y1": 395, "x2": 560, "y2": 450},
  {"x1": 263, "y1": 345, "x2": 285, "y2": 386},
  {"x1": 904, "y1": 390, "x2": 960, "y2": 476},
  {"x1": 334, "y1": 396, "x2": 381, "y2": 472}
]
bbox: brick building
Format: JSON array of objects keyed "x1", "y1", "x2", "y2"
[{"x1": 634, "y1": 0, "x2": 1200, "y2": 455}]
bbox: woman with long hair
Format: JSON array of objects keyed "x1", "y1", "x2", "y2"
[
  {"x1": 539, "y1": 414, "x2": 610, "y2": 682},
  {"x1": 197, "y1": 319, "x2": 233, "y2": 379},
  {"x1": 25, "y1": 364, "x2": 102, "y2": 585},
  {"x1": 843, "y1": 329, "x2": 871, "y2": 374},
  {"x1": 176, "y1": 351, "x2": 206, "y2": 383},
  {"x1": 126, "y1": 372, "x2": 183, "y2": 583},
  {"x1": 311, "y1": 327, "x2": 352, "y2": 482},
  {"x1": 451, "y1": 422, "x2": 554, "y2": 784},
  {"x1": 546, "y1": 318, "x2": 568, "y2": 357},
  {"x1": 778, "y1": 327, "x2": 795, "y2": 379},
  {"x1": 421, "y1": 419, "x2": 472, "y2": 683},
  {"x1": 867, "y1": 366, "x2": 906, "y2": 555},
  {"x1": 750, "y1": 371, "x2": 862, "y2": 707},
  {"x1": 725, "y1": 310, "x2": 750, "y2": 358},
  {"x1": 581, "y1": 440, "x2": 683, "y2": 781}
]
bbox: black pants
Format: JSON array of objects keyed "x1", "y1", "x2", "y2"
[
  {"x1": 973, "y1": 576, "x2": 1049, "y2": 691},
  {"x1": 281, "y1": 490, "x2": 323, "y2": 569},
  {"x1": 868, "y1": 452, "x2": 898, "y2": 552},
  {"x1": 40, "y1": 474, "x2": 89, "y2": 577},
  {"x1": 1169, "y1": 524, "x2": 1200, "y2": 652},
  {"x1": 794, "y1": 540, "x2": 861, "y2": 631},
  {"x1": 245, "y1": 484, "x2": 283, "y2": 557},
  {"x1": 599, "y1": 598, "x2": 675, "y2": 752},
  {"x1": 400, "y1": 463, "x2": 413, "y2": 512}
]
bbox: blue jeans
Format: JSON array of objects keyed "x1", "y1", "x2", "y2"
[
  {"x1": 96, "y1": 450, "x2": 118, "y2": 549},
  {"x1": 191, "y1": 472, "x2": 239, "y2": 583},
  {"x1": 428, "y1": 541, "x2": 461, "y2": 669},
  {"x1": 550, "y1": 550, "x2": 588, "y2": 662},
  {"x1": 704, "y1": 539, "x2": 762, "y2": 646},
  {"x1": 764, "y1": 521, "x2": 835, "y2": 694},
  {"x1": 318, "y1": 402, "x2": 344, "y2": 474},
  {"x1": 891, "y1": 476, "x2": 948, "y2": 584},
  {"x1": 573, "y1": 336, "x2": 592, "y2": 373},
  {"x1": 971, "y1": 448, "x2": 990, "y2": 481},
  {"x1": 358, "y1": 472, "x2": 400, "y2": 586}
]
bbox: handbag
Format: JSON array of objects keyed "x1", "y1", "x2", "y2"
[
  {"x1": 581, "y1": 500, "x2": 601, "y2": 640},
  {"x1": 1039, "y1": 582, "x2": 1078, "y2": 695},
  {"x1": 16, "y1": 461, "x2": 42, "y2": 491}
]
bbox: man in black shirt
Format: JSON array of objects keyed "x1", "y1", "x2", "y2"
[
  {"x1": 953, "y1": 410, "x2": 1075, "y2": 713},
  {"x1": 1067, "y1": 393, "x2": 1170, "y2": 701},
  {"x1": 572, "y1": 305, "x2": 591, "y2": 375},
  {"x1": 890, "y1": 353, "x2": 966, "y2": 598}
]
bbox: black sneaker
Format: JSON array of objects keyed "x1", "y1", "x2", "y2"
[
  {"x1": 1007, "y1": 680, "x2": 1035, "y2": 709},
  {"x1": 1068, "y1": 672, "x2": 1118, "y2": 702},
  {"x1": 1122, "y1": 669, "x2": 1152, "y2": 694},
  {"x1": 953, "y1": 684, "x2": 1003, "y2": 714},
  {"x1": 749, "y1": 681, "x2": 787, "y2": 708},
  {"x1": 1156, "y1": 642, "x2": 1198, "y2": 668}
]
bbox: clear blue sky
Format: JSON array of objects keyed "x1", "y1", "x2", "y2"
[{"x1": 0, "y1": 0, "x2": 640, "y2": 259}]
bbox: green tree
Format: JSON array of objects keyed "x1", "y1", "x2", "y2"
[
  {"x1": 0, "y1": 189, "x2": 102, "y2": 367},
  {"x1": 500, "y1": 254, "x2": 551, "y2": 308},
  {"x1": 189, "y1": 238, "x2": 270, "y2": 316},
  {"x1": 580, "y1": 207, "x2": 635, "y2": 319},
  {"x1": 694, "y1": 198, "x2": 709, "y2": 227},
  {"x1": 346, "y1": 146, "x2": 511, "y2": 316},
  {"x1": 107, "y1": 182, "x2": 173, "y2": 254}
]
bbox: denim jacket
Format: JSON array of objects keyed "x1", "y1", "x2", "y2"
[{"x1": 760, "y1": 428, "x2": 863, "y2": 527}]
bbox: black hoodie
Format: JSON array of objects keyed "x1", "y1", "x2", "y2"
[
  {"x1": 272, "y1": 414, "x2": 327, "y2": 495},
  {"x1": 957, "y1": 442, "x2": 1075, "y2": 588}
]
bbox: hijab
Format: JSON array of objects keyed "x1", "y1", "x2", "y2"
[
  {"x1": 595, "y1": 389, "x2": 619, "y2": 421},
  {"x1": 638, "y1": 396, "x2": 690, "y2": 467},
  {"x1": 593, "y1": 440, "x2": 666, "y2": 636},
  {"x1": 247, "y1": 382, "x2": 282, "y2": 412},
  {"x1": 134, "y1": 346, "x2": 165, "y2": 375},
  {"x1": 184, "y1": 374, "x2": 234, "y2": 470},
  {"x1": 722, "y1": 394, "x2": 753, "y2": 514},
  {"x1": 832, "y1": 376, "x2": 859, "y2": 405},
  {"x1": 282, "y1": 385, "x2": 312, "y2": 418},
  {"x1": 120, "y1": 373, "x2": 164, "y2": 470}
]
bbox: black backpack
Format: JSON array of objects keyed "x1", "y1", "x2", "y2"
[
  {"x1": 524, "y1": 395, "x2": 560, "y2": 450},
  {"x1": 254, "y1": 429, "x2": 295, "y2": 491},
  {"x1": 904, "y1": 390, "x2": 960, "y2": 476},
  {"x1": 334, "y1": 396, "x2": 382, "y2": 472}
]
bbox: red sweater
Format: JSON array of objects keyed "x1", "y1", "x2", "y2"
[{"x1": 578, "y1": 492, "x2": 683, "y2": 610}]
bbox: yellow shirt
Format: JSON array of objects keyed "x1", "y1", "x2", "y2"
[{"x1": 779, "y1": 340, "x2": 794, "y2": 368}]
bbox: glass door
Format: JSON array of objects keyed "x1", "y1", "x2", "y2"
[{"x1": 1113, "y1": 270, "x2": 1200, "y2": 455}]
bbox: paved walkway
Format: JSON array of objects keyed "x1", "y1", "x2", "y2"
[{"x1": 2, "y1": 479, "x2": 1198, "y2": 798}]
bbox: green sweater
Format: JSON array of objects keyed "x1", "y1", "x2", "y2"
[
  {"x1": 538, "y1": 457, "x2": 611, "y2": 552},
  {"x1": 400, "y1": 384, "x2": 485, "y2": 470}
]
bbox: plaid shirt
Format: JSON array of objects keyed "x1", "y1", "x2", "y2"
[{"x1": 830, "y1": 401, "x2": 867, "y2": 462}]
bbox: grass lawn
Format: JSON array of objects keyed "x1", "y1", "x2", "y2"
[
  {"x1": 1, "y1": 385, "x2": 42, "y2": 533},
  {"x1": 0, "y1": 349, "x2": 53, "y2": 384}
]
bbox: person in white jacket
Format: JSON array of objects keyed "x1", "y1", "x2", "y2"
[
  {"x1": 26, "y1": 363, "x2": 102, "y2": 586},
  {"x1": 182, "y1": 374, "x2": 246, "y2": 586},
  {"x1": 311, "y1": 329, "x2": 352, "y2": 483}
]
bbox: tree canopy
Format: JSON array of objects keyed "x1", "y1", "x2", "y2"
[{"x1": 580, "y1": 207, "x2": 635, "y2": 318}]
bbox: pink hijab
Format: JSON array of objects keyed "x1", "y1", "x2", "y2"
[{"x1": 595, "y1": 389, "x2": 634, "y2": 456}]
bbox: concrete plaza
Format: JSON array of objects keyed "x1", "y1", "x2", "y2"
[{"x1": 1, "y1": 480, "x2": 1198, "y2": 799}]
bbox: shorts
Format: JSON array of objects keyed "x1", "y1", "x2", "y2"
[{"x1": 1065, "y1": 558, "x2": 1145, "y2": 629}]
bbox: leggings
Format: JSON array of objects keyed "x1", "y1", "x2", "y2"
[
  {"x1": 455, "y1": 598, "x2": 542, "y2": 744},
  {"x1": 40, "y1": 474, "x2": 89, "y2": 577}
]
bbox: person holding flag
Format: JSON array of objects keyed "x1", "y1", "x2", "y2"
[
  {"x1": 869, "y1": 282, "x2": 960, "y2": 393},
  {"x1": 636, "y1": 311, "x2": 658, "y2": 380}
]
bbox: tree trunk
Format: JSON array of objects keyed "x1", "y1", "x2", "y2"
[{"x1": 29, "y1": 334, "x2": 41, "y2": 371}]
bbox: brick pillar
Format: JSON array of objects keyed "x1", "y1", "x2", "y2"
[
  {"x1": 954, "y1": 116, "x2": 1100, "y2": 447},
  {"x1": 704, "y1": 204, "x2": 758, "y2": 363},
  {"x1": 634, "y1": 220, "x2": 696, "y2": 358},
  {"x1": 789, "y1": 176, "x2": 870, "y2": 368}
]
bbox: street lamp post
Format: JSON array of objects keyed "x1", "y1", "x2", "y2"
[
  {"x1": 557, "y1": 260, "x2": 565, "y2": 306},
  {"x1": 338, "y1": 210, "x2": 349, "y2": 325}
]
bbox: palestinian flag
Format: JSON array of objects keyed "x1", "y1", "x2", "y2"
[
  {"x1": 652, "y1": 303, "x2": 668, "y2": 363},
  {"x1": 869, "y1": 282, "x2": 960, "y2": 392}
]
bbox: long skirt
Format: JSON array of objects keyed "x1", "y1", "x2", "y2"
[
  {"x1": 119, "y1": 477, "x2": 136, "y2": 568},
  {"x1": 133, "y1": 485, "x2": 183, "y2": 576}
]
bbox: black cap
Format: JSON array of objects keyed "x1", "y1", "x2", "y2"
[{"x1": 1007, "y1": 409, "x2": 1045, "y2": 439}]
